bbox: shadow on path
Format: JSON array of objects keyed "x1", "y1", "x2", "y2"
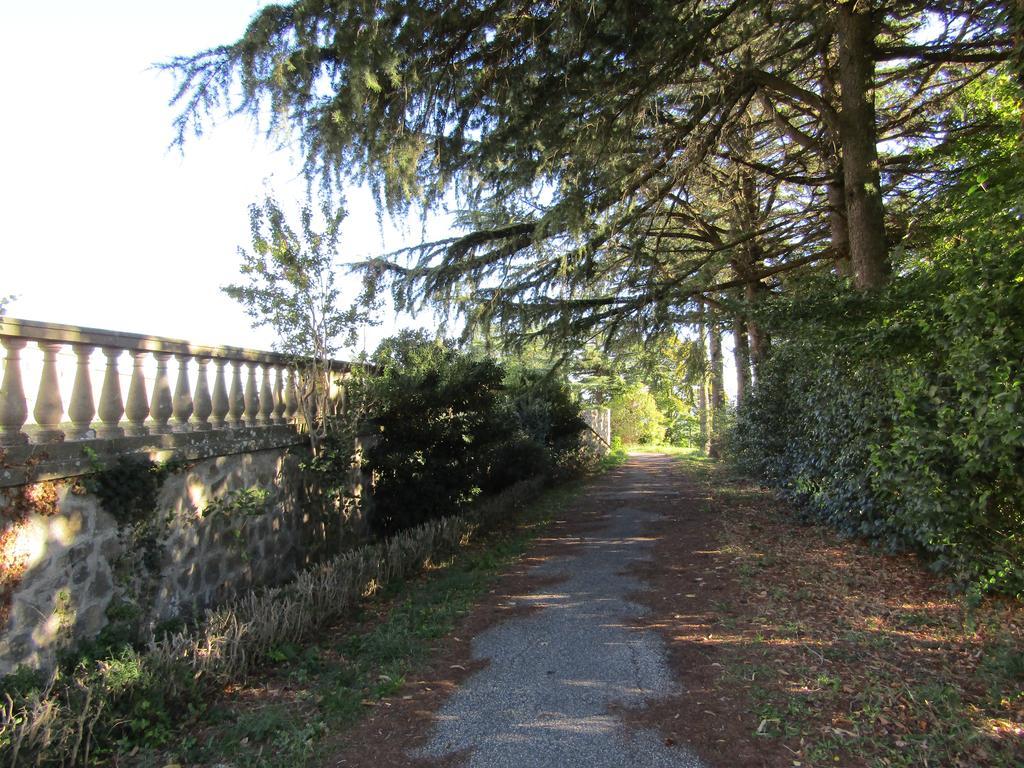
[{"x1": 413, "y1": 454, "x2": 705, "y2": 768}]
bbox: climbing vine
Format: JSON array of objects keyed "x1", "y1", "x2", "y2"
[
  {"x1": 80, "y1": 451, "x2": 185, "y2": 526},
  {"x1": 79, "y1": 451, "x2": 188, "y2": 643},
  {"x1": 201, "y1": 487, "x2": 274, "y2": 559}
]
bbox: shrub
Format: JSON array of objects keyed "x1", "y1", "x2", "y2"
[
  {"x1": 609, "y1": 383, "x2": 666, "y2": 444},
  {"x1": 733, "y1": 134, "x2": 1024, "y2": 595},
  {"x1": 357, "y1": 332, "x2": 586, "y2": 536}
]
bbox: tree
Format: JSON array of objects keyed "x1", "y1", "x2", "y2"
[
  {"x1": 608, "y1": 384, "x2": 666, "y2": 446},
  {"x1": 166, "y1": 1, "x2": 1012, "y2": 316},
  {"x1": 569, "y1": 332, "x2": 702, "y2": 447},
  {"x1": 224, "y1": 197, "x2": 375, "y2": 453}
]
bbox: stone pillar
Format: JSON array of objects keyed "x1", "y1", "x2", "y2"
[
  {"x1": 149, "y1": 352, "x2": 174, "y2": 435},
  {"x1": 258, "y1": 365, "x2": 274, "y2": 425},
  {"x1": 33, "y1": 342, "x2": 65, "y2": 443},
  {"x1": 272, "y1": 365, "x2": 287, "y2": 424},
  {"x1": 211, "y1": 359, "x2": 229, "y2": 429},
  {"x1": 0, "y1": 337, "x2": 29, "y2": 445},
  {"x1": 96, "y1": 347, "x2": 125, "y2": 438},
  {"x1": 171, "y1": 354, "x2": 194, "y2": 432},
  {"x1": 228, "y1": 360, "x2": 245, "y2": 428},
  {"x1": 67, "y1": 344, "x2": 96, "y2": 439},
  {"x1": 193, "y1": 356, "x2": 213, "y2": 430},
  {"x1": 124, "y1": 350, "x2": 150, "y2": 436},
  {"x1": 284, "y1": 369, "x2": 298, "y2": 422},
  {"x1": 244, "y1": 363, "x2": 259, "y2": 427}
]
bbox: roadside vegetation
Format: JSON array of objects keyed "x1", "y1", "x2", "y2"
[
  {"x1": 0, "y1": 331, "x2": 607, "y2": 766},
  {"x1": 638, "y1": 451, "x2": 1023, "y2": 768},
  {"x1": 127, "y1": 476, "x2": 603, "y2": 768}
]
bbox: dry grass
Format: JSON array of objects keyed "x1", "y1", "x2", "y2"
[
  {"x1": 0, "y1": 479, "x2": 543, "y2": 767},
  {"x1": 690, "y1": 458, "x2": 1024, "y2": 766}
]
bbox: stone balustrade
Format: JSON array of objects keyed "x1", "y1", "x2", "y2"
[{"x1": 0, "y1": 317, "x2": 353, "y2": 447}]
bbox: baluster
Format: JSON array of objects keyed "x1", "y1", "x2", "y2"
[
  {"x1": 124, "y1": 350, "x2": 149, "y2": 436},
  {"x1": 228, "y1": 360, "x2": 245, "y2": 428},
  {"x1": 272, "y1": 365, "x2": 287, "y2": 424},
  {"x1": 193, "y1": 356, "x2": 212, "y2": 430},
  {"x1": 211, "y1": 359, "x2": 229, "y2": 428},
  {"x1": 244, "y1": 362, "x2": 259, "y2": 427},
  {"x1": 258, "y1": 365, "x2": 274, "y2": 425},
  {"x1": 96, "y1": 347, "x2": 125, "y2": 438},
  {"x1": 33, "y1": 342, "x2": 65, "y2": 443},
  {"x1": 0, "y1": 338, "x2": 29, "y2": 445},
  {"x1": 284, "y1": 368, "x2": 298, "y2": 423},
  {"x1": 67, "y1": 344, "x2": 96, "y2": 439},
  {"x1": 149, "y1": 352, "x2": 173, "y2": 435},
  {"x1": 171, "y1": 353, "x2": 193, "y2": 432}
]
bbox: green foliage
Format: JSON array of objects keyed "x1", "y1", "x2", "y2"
[
  {"x1": 360, "y1": 332, "x2": 510, "y2": 535},
  {"x1": 608, "y1": 383, "x2": 666, "y2": 445},
  {"x1": 0, "y1": 643, "x2": 205, "y2": 763},
  {"x1": 225, "y1": 197, "x2": 362, "y2": 359},
  {"x1": 202, "y1": 487, "x2": 272, "y2": 520},
  {"x1": 572, "y1": 335, "x2": 700, "y2": 447},
  {"x1": 356, "y1": 332, "x2": 586, "y2": 536},
  {"x1": 166, "y1": 0, "x2": 1010, "y2": 357},
  {"x1": 734, "y1": 94, "x2": 1024, "y2": 595},
  {"x1": 223, "y1": 196, "x2": 376, "y2": 453}
]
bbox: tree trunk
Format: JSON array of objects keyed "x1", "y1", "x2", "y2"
[
  {"x1": 707, "y1": 319, "x2": 725, "y2": 459},
  {"x1": 733, "y1": 317, "x2": 751, "y2": 408},
  {"x1": 828, "y1": 173, "x2": 852, "y2": 276},
  {"x1": 745, "y1": 281, "x2": 770, "y2": 375},
  {"x1": 1011, "y1": 0, "x2": 1024, "y2": 93},
  {"x1": 836, "y1": 0, "x2": 889, "y2": 290},
  {"x1": 697, "y1": 309, "x2": 709, "y2": 452}
]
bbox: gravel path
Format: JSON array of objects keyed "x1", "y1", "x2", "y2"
[{"x1": 414, "y1": 454, "x2": 706, "y2": 767}]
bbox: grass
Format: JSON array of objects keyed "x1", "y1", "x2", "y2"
[
  {"x1": 622, "y1": 442, "x2": 701, "y2": 458},
  {"x1": 668, "y1": 453, "x2": 1024, "y2": 767},
  {"x1": 129, "y1": 480, "x2": 587, "y2": 767}
]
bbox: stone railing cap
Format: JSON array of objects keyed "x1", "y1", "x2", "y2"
[{"x1": 0, "y1": 317, "x2": 356, "y2": 370}]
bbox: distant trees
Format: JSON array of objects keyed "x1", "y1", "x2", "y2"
[{"x1": 608, "y1": 384, "x2": 666, "y2": 446}]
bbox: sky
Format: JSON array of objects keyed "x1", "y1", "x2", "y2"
[
  {"x1": 0, "y1": 0, "x2": 449, "y2": 354},
  {"x1": 0, "y1": 1, "x2": 736, "y2": 401}
]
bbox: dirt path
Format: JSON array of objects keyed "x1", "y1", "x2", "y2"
[
  {"x1": 325, "y1": 454, "x2": 729, "y2": 767},
  {"x1": 324, "y1": 451, "x2": 1024, "y2": 768}
]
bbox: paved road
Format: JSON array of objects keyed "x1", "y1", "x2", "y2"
[{"x1": 414, "y1": 454, "x2": 706, "y2": 768}]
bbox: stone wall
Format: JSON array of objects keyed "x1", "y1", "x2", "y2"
[
  {"x1": 0, "y1": 432, "x2": 364, "y2": 677},
  {"x1": 581, "y1": 407, "x2": 612, "y2": 452}
]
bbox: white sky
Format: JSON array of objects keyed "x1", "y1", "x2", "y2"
[
  {"x1": 0, "y1": 0, "x2": 449, "y2": 355},
  {"x1": 0, "y1": 1, "x2": 735, "y2": 404}
]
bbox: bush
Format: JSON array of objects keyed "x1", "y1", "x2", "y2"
[
  {"x1": 609, "y1": 383, "x2": 666, "y2": 444},
  {"x1": 358, "y1": 332, "x2": 586, "y2": 536},
  {"x1": 733, "y1": 145, "x2": 1024, "y2": 595}
]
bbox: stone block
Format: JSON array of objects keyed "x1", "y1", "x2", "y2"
[
  {"x1": 202, "y1": 560, "x2": 222, "y2": 587},
  {"x1": 72, "y1": 563, "x2": 91, "y2": 586},
  {"x1": 99, "y1": 534, "x2": 121, "y2": 560},
  {"x1": 75, "y1": 604, "x2": 106, "y2": 638},
  {"x1": 89, "y1": 569, "x2": 113, "y2": 600}
]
